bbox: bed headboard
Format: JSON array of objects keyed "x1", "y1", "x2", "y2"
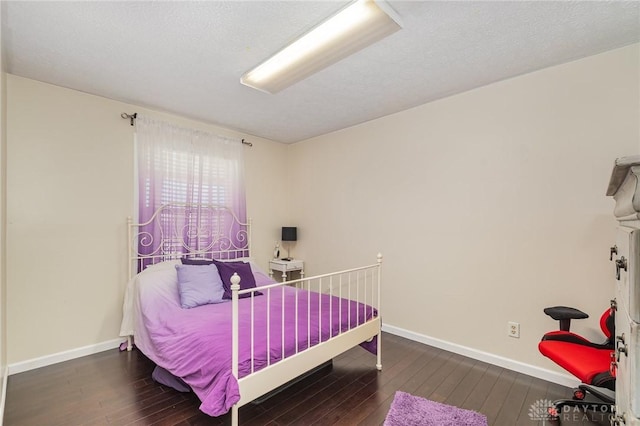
[{"x1": 128, "y1": 203, "x2": 251, "y2": 277}]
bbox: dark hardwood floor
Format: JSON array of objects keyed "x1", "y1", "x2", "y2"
[{"x1": 5, "y1": 332, "x2": 611, "y2": 425}]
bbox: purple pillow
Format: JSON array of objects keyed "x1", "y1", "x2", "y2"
[
  {"x1": 181, "y1": 257, "x2": 214, "y2": 265},
  {"x1": 213, "y1": 260, "x2": 261, "y2": 299},
  {"x1": 175, "y1": 264, "x2": 225, "y2": 308}
]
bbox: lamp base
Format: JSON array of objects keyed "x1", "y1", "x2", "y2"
[{"x1": 284, "y1": 243, "x2": 293, "y2": 261}]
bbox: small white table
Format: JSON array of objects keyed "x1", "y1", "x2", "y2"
[{"x1": 269, "y1": 259, "x2": 304, "y2": 281}]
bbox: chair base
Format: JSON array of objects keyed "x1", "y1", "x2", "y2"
[
  {"x1": 548, "y1": 384, "x2": 615, "y2": 422},
  {"x1": 578, "y1": 384, "x2": 615, "y2": 404}
]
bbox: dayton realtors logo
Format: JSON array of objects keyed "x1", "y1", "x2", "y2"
[{"x1": 528, "y1": 399, "x2": 613, "y2": 424}]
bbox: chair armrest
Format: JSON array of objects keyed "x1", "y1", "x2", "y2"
[{"x1": 543, "y1": 306, "x2": 589, "y2": 331}]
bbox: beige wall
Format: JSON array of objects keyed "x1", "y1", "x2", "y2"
[
  {"x1": 4, "y1": 43, "x2": 639, "y2": 374},
  {"x1": 0, "y1": 1, "x2": 7, "y2": 411},
  {"x1": 288, "y1": 44, "x2": 640, "y2": 371},
  {"x1": 6, "y1": 75, "x2": 288, "y2": 364}
]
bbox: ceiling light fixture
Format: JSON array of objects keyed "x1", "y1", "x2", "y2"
[{"x1": 240, "y1": 0, "x2": 402, "y2": 94}]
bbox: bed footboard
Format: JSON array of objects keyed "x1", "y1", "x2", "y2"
[{"x1": 230, "y1": 254, "x2": 382, "y2": 426}]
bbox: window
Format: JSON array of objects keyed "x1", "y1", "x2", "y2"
[{"x1": 135, "y1": 114, "x2": 247, "y2": 264}]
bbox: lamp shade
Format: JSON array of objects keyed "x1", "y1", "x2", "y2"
[{"x1": 282, "y1": 227, "x2": 297, "y2": 242}]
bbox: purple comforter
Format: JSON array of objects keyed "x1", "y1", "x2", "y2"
[{"x1": 137, "y1": 277, "x2": 377, "y2": 416}]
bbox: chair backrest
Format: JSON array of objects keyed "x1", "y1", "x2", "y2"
[{"x1": 599, "y1": 307, "x2": 615, "y2": 344}]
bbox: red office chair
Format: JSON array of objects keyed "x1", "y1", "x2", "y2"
[{"x1": 538, "y1": 302, "x2": 616, "y2": 421}]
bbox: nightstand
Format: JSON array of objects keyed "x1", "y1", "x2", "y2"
[{"x1": 269, "y1": 259, "x2": 304, "y2": 281}]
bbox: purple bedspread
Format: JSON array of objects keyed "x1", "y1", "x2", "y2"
[{"x1": 138, "y1": 281, "x2": 377, "y2": 416}]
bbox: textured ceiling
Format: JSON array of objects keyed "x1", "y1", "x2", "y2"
[{"x1": 2, "y1": 1, "x2": 639, "y2": 143}]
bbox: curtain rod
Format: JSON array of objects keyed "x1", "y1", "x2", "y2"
[
  {"x1": 121, "y1": 112, "x2": 137, "y2": 126},
  {"x1": 120, "y1": 112, "x2": 253, "y2": 147}
]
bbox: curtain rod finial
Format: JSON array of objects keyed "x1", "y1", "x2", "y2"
[{"x1": 121, "y1": 112, "x2": 138, "y2": 126}]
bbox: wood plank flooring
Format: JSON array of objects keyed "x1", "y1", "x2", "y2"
[{"x1": 4, "y1": 332, "x2": 611, "y2": 425}]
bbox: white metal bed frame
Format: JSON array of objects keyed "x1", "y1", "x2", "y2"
[
  {"x1": 126, "y1": 203, "x2": 382, "y2": 426},
  {"x1": 127, "y1": 203, "x2": 252, "y2": 279}
]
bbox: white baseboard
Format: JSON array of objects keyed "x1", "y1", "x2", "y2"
[
  {"x1": 0, "y1": 365, "x2": 7, "y2": 426},
  {"x1": 3, "y1": 327, "x2": 575, "y2": 385},
  {"x1": 382, "y1": 324, "x2": 578, "y2": 388},
  {"x1": 7, "y1": 338, "x2": 123, "y2": 375}
]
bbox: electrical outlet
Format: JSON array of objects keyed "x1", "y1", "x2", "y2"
[{"x1": 508, "y1": 321, "x2": 520, "y2": 338}]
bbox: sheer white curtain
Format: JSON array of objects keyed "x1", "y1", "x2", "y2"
[{"x1": 135, "y1": 114, "x2": 247, "y2": 264}]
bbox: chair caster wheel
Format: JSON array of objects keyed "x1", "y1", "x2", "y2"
[{"x1": 572, "y1": 388, "x2": 586, "y2": 400}]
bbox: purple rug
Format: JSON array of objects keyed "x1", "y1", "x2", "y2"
[{"x1": 384, "y1": 391, "x2": 488, "y2": 426}]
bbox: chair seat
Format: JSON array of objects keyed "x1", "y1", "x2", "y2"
[{"x1": 538, "y1": 339, "x2": 614, "y2": 387}]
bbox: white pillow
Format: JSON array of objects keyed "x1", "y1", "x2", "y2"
[{"x1": 142, "y1": 259, "x2": 181, "y2": 273}]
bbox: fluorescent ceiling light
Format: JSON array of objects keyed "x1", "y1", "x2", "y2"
[{"x1": 240, "y1": 0, "x2": 402, "y2": 94}]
